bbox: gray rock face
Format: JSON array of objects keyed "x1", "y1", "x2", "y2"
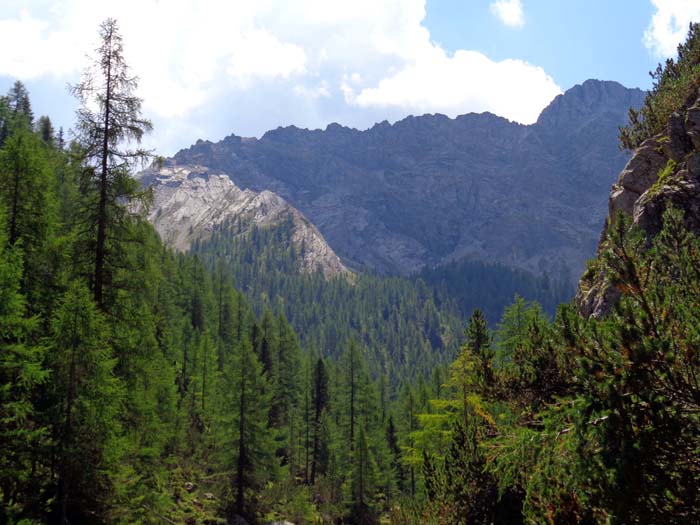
[
  {"x1": 172, "y1": 80, "x2": 645, "y2": 280},
  {"x1": 139, "y1": 164, "x2": 348, "y2": 278},
  {"x1": 577, "y1": 89, "x2": 700, "y2": 318}
]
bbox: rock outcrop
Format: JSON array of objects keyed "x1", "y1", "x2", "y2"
[
  {"x1": 577, "y1": 89, "x2": 700, "y2": 317},
  {"x1": 139, "y1": 164, "x2": 348, "y2": 278},
  {"x1": 172, "y1": 80, "x2": 645, "y2": 280}
]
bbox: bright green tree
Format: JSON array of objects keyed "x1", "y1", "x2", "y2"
[{"x1": 48, "y1": 282, "x2": 123, "y2": 523}]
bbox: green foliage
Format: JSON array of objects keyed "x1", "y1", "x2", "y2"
[
  {"x1": 48, "y1": 282, "x2": 123, "y2": 523},
  {"x1": 70, "y1": 18, "x2": 153, "y2": 309},
  {"x1": 620, "y1": 22, "x2": 700, "y2": 150},
  {"x1": 0, "y1": 125, "x2": 56, "y2": 309},
  {"x1": 0, "y1": 211, "x2": 49, "y2": 523},
  {"x1": 7, "y1": 18, "x2": 700, "y2": 525},
  {"x1": 418, "y1": 258, "x2": 573, "y2": 321},
  {"x1": 214, "y1": 336, "x2": 276, "y2": 522},
  {"x1": 193, "y1": 218, "x2": 465, "y2": 382}
]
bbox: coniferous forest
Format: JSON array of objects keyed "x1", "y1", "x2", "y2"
[{"x1": 2, "y1": 16, "x2": 700, "y2": 525}]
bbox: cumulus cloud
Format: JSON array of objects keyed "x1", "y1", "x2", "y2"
[
  {"x1": 0, "y1": 0, "x2": 561, "y2": 154},
  {"x1": 644, "y1": 0, "x2": 700, "y2": 57},
  {"x1": 351, "y1": 48, "x2": 559, "y2": 124},
  {"x1": 490, "y1": 0, "x2": 525, "y2": 28}
]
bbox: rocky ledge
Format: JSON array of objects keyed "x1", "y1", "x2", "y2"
[{"x1": 577, "y1": 89, "x2": 700, "y2": 317}]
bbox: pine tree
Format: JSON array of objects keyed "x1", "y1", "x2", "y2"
[
  {"x1": 442, "y1": 420, "x2": 497, "y2": 525},
  {"x1": 0, "y1": 210, "x2": 48, "y2": 523},
  {"x1": 69, "y1": 18, "x2": 152, "y2": 309},
  {"x1": 48, "y1": 282, "x2": 123, "y2": 523},
  {"x1": 7, "y1": 81, "x2": 33, "y2": 126},
  {"x1": 346, "y1": 426, "x2": 379, "y2": 525},
  {"x1": 464, "y1": 309, "x2": 493, "y2": 389},
  {"x1": 0, "y1": 126, "x2": 55, "y2": 308},
  {"x1": 215, "y1": 336, "x2": 276, "y2": 522},
  {"x1": 386, "y1": 416, "x2": 404, "y2": 493},
  {"x1": 311, "y1": 357, "x2": 330, "y2": 484},
  {"x1": 36, "y1": 115, "x2": 55, "y2": 146}
]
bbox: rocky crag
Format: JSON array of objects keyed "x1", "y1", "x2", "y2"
[
  {"x1": 577, "y1": 88, "x2": 700, "y2": 317},
  {"x1": 172, "y1": 80, "x2": 645, "y2": 280},
  {"x1": 139, "y1": 165, "x2": 348, "y2": 278}
]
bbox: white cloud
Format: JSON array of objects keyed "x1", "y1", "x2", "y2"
[
  {"x1": 0, "y1": 0, "x2": 560, "y2": 155},
  {"x1": 0, "y1": 9, "x2": 83, "y2": 79},
  {"x1": 294, "y1": 81, "x2": 331, "y2": 99},
  {"x1": 225, "y1": 29, "x2": 307, "y2": 87},
  {"x1": 351, "y1": 48, "x2": 560, "y2": 124},
  {"x1": 644, "y1": 0, "x2": 700, "y2": 57},
  {"x1": 490, "y1": 0, "x2": 525, "y2": 28}
]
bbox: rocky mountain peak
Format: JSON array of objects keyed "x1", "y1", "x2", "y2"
[
  {"x1": 139, "y1": 163, "x2": 349, "y2": 278},
  {"x1": 171, "y1": 79, "x2": 646, "y2": 279},
  {"x1": 536, "y1": 80, "x2": 645, "y2": 131}
]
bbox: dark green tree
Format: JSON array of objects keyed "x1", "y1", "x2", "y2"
[
  {"x1": 70, "y1": 17, "x2": 152, "y2": 308},
  {"x1": 216, "y1": 336, "x2": 276, "y2": 523},
  {"x1": 7, "y1": 81, "x2": 33, "y2": 126},
  {"x1": 36, "y1": 115, "x2": 55, "y2": 146},
  {"x1": 48, "y1": 282, "x2": 123, "y2": 523},
  {"x1": 311, "y1": 357, "x2": 330, "y2": 484},
  {"x1": 465, "y1": 309, "x2": 494, "y2": 389},
  {"x1": 0, "y1": 210, "x2": 48, "y2": 523}
]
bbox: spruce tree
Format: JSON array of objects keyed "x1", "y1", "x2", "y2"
[{"x1": 7, "y1": 81, "x2": 33, "y2": 126}]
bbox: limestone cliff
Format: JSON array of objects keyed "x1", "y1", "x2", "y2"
[
  {"x1": 139, "y1": 164, "x2": 348, "y2": 278},
  {"x1": 577, "y1": 88, "x2": 700, "y2": 317}
]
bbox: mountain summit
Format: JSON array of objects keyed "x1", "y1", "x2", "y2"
[{"x1": 172, "y1": 80, "x2": 645, "y2": 280}]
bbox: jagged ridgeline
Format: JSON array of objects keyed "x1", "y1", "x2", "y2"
[{"x1": 174, "y1": 79, "x2": 645, "y2": 281}]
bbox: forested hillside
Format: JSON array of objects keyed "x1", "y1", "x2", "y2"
[
  {"x1": 416, "y1": 258, "x2": 573, "y2": 321},
  {"x1": 193, "y1": 218, "x2": 463, "y2": 382},
  {"x1": 2, "y1": 15, "x2": 700, "y2": 525},
  {"x1": 0, "y1": 20, "x2": 419, "y2": 524},
  {"x1": 190, "y1": 217, "x2": 573, "y2": 384}
]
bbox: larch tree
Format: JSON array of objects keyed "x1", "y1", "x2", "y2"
[{"x1": 69, "y1": 17, "x2": 152, "y2": 309}]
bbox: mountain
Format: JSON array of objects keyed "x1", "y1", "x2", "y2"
[
  {"x1": 139, "y1": 164, "x2": 348, "y2": 278},
  {"x1": 577, "y1": 89, "x2": 700, "y2": 318},
  {"x1": 171, "y1": 79, "x2": 646, "y2": 280}
]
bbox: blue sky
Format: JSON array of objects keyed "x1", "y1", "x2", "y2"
[
  {"x1": 0, "y1": 0, "x2": 697, "y2": 155},
  {"x1": 425, "y1": 0, "x2": 658, "y2": 90}
]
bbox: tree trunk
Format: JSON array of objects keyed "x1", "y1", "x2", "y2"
[{"x1": 94, "y1": 43, "x2": 112, "y2": 308}]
